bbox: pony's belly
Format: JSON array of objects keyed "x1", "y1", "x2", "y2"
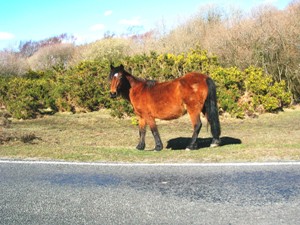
[{"x1": 154, "y1": 105, "x2": 187, "y2": 120}]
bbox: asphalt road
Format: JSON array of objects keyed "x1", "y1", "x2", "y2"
[{"x1": 0, "y1": 160, "x2": 300, "y2": 225}]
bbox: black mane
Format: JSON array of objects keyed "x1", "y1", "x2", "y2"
[{"x1": 145, "y1": 79, "x2": 156, "y2": 87}]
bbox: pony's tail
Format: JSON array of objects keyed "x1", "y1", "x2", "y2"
[{"x1": 204, "y1": 77, "x2": 221, "y2": 142}]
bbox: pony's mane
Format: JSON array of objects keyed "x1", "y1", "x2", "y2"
[
  {"x1": 136, "y1": 77, "x2": 156, "y2": 87},
  {"x1": 145, "y1": 79, "x2": 157, "y2": 87},
  {"x1": 124, "y1": 71, "x2": 157, "y2": 88}
]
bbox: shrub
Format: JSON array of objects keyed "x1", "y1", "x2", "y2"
[
  {"x1": 110, "y1": 98, "x2": 134, "y2": 118},
  {"x1": 0, "y1": 51, "x2": 29, "y2": 76},
  {"x1": 244, "y1": 66, "x2": 291, "y2": 112},
  {"x1": 0, "y1": 76, "x2": 9, "y2": 105},
  {"x1": 211, "y1": 67, "x2": 245, "y2": 118},
  {"x1": 78, "y1": 38, "x2": 131, "y2": 64},
  {"x1": 28, "y1": 43, "x2": 75, "y2": 71},
  {"x1": 0, "y1": 47, "x2": 292, "y2": 120},
  {"x1": 48, "y1": 60, "x2": 112, "y2": 113},
  {"x1": 210, "y1": 66, "x2": 291, "y2": 118},
  {"x1": 3, "y1": 77, "x2": 55, "y2": 119},
  {"x1": 123, "y1": 48, "x2": 218, "y2": 79}
]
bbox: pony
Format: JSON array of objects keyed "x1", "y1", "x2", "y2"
[{"x1": 109, "y1": 64, "x2": 221, "y2": 151}]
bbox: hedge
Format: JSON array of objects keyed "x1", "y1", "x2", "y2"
[{"x1": 0, "y1": 48, "x2": 291, "y2": 119}]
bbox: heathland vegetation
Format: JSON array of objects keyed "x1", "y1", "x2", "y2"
[{"x1": 1, "y1": 1, "x2": 299, "y2": 120}]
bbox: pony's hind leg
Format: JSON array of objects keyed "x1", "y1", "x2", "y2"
[
  {"x1": 148, "y1": 118, "x2": 163, "y2": 151},
  {"x1": 186, "y1": 112, "x2": 202, "y2": 150},
  {"x1": 136, "y1": 118, "x2": 146, "y2": 150},
  {"x1": 151, "y1": 126, "x2": 163, "y2": 151}
]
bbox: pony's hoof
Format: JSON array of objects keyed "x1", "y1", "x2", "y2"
[
  {"x1": 210, "y1": 139, "x2": 221, "y2": 148},
  {"x1": 210, "y1": 143, "x2": 219, "y2": 148},
  {"x1": 154, "y1": 145, "x2": 163, "y2": 151},
  {"x1": 136, "y1": 143, "x2": 145, "y2": 150},
  {"x1": 186, "y1": 143, "x2": 198, "y2": 150}
]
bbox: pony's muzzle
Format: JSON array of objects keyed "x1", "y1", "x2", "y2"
[{"x1": 110, "y1": 92, "x2": 117, "y2": 98}]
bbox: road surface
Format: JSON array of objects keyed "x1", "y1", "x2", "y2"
[{"x1": 0, "y1": 160, "x2": 300, "y2": 225}]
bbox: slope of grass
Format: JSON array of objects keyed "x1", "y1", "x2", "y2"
[{"x1": 1, "y1": 108, "x2": 299, "y2": 163}]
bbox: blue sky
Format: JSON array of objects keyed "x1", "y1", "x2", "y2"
[{"x1": 0, "y1": 0, "x2": 292, "y2": 50}]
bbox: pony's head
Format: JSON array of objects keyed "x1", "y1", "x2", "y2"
[{"x1": 109, "y1": 64, "x2": 126, "y2": 98}]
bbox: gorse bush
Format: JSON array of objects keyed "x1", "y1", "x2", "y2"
[
  {"x1": 0, "y1": 61, "x2": 112, "y2": 119},
  {"x1": 0, "y1": 48, "x2": 291, "y2": 119},
  {"x1": 122, "y1": 48, "x2": 218, "y2": 79},
  {"x1": 45, "y1": 61, "x2": 112, "y2": 113},
  {"x1": 3, "y1": 76, "x2": 55, "y2": 119},
  {"x1": 244, "y1": 67, "x2": 291, "y2": 112},
  {"x1": 210, "y1": 67, "x2": 245, "y2": 118},
  {"x1": 210, "y1": 66, "x2": 291, "y2": 118}
]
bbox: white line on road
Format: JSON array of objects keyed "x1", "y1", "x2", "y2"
[{"x1": 0, "y1": 159, "x2": 300, "y2": 167}]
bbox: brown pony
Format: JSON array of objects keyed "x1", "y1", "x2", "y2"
[{"x1": 109, "y1": 65, "x2": 221, "y2": 151}]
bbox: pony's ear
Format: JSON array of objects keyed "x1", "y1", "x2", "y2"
[
  {"x1": 110, "y1": 64, "x2": 114, "y2": 70},
  {"x1": 120, "y1": 64, "x2": 124, "y2": 70}
]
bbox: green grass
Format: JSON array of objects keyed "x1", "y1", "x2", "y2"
[{"x1": 1, "y1": 108, "x2": 300, "y2": 163}]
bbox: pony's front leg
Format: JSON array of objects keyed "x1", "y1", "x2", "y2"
[
  {"x1": 149, "y1": 120, "x2": 163, "y2": 151},
  {"x1": 136, "y1": 118, "x2": 146, "y2": 150}
]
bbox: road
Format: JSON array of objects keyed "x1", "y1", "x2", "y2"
[{"x1": 0, "y1": 160, "x2": 300, "y2": 225}]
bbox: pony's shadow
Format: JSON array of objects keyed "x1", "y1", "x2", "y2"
[{"x1": 166, "y1": 136, "x2": 242, "y2": 150}]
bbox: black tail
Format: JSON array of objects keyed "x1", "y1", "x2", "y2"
[{"x1": 204, "y1": 77, "x2": 221, "y2": 140}]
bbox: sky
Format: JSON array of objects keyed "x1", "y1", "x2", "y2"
[{"x1": 0, "y1": 0, "x2": 292, "y2": 51}]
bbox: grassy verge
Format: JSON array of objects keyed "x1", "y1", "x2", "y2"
[{"x1": 1, "y1": 108, "x2": 299, "y2": 163}]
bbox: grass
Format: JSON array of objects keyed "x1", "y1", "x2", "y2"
[{"x1": 0, "y1": 107, "x2": 299, "y2": 163}]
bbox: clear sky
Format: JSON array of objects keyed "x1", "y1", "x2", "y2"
[{"x1": 0, "y1": 0, "x2": 292, "y2": 50}]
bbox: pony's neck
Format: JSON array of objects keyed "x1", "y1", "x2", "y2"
[
  {"x1": 117, "y1": 71, "x2": 135, "y2": 101},
  {"x1": 119, "y1": 71, "x2": 138, "y2": 101},
  {"x1": 124, "y1": 71, "x2": 141, "y2": 87},
  {"x1": 119, "y1": 71, "x2": 144, "y2": 101}
]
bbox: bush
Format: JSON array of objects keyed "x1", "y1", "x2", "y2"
[
  {"x1": 0, "y1": 76, "x2": 9, "y2": 105},
  {"x1": 0, "y1": 48, "x2": 292, "y2": 120},
  {"x1": 211, "y1": 67, "x2": 245, "y2": 118},
  {"x1": 77, "y1": 38, "x2": 131, "y2": 64},
  {"x1": 0, "y1": 59, "x2": 114, "y2": 119},
  {"x1": 28, "y1": 43, "x2": 75, "y2": 71},
  {"x1": 47, "y1": 60, "x2": 112, "y2": 113},
  {"x1": 123, "y1": 48, "x2": 218, "y2": 80},
  {"x1": 3, "y1": 77, "x2": 55, "y2": 119},
  {"x1": 209, "y1": 66, "x2": 291, "y2": 118},
  {"x1": 110, "y1": 98, "x2": 134, "y2": 118},
  {"x1": 0, "y1": 51, "x2": 29, "y2": 76},
  {"x1": 244, "y1": 66, "x2": 291, "y2": 113}
]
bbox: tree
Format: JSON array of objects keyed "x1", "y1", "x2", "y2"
[{"x1": 18, "y1": 33, "x2": 75, "y2": 58}]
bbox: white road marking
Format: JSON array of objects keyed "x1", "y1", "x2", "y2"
[{"x1": 0, "y1": 159, "x2": 300, "y2": 167}]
